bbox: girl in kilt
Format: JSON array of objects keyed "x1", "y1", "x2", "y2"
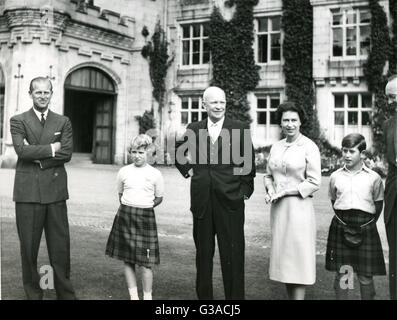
[
  {"x1": 325, "y1": 133, "x2": 386, "y2": 300},
  {"x1": 105, "y1": 134, "x2": 164, "y2": 300}
]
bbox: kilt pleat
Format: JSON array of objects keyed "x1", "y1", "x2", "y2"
[
  {"x1": 105, "y1": 204, "x2": 160, "y2": 268},
  {"x1": 325, "y1": 209, "x2": 386, "y2": 276}
]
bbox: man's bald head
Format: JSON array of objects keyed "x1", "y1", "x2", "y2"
[
  {"x1": 203, "y1": 86, "x2": 226, "y2": 103},
  {"x1": 385, "y1": 75, "x2": 397, "y2": 95},
  {"x1": 203, "y1": 86, "x2": 226, "y2": 123},
  {"x1": 386, "y1": 75, "x2": 397, "y2": 107}
]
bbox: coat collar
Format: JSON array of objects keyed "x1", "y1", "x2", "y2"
[{"x1": 25, "y1": 108, "x2": 59, "y2": 143}]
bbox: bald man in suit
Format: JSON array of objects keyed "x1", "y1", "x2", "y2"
[
  {"x1": 384, "y1": 76, "x2": 397, "y2": 300},
  {"x1": 175, "y1": 86, "x2": 255, "y2": 300},
  {"x1": 10, "y1": 77, "x2": 76, "y2": 300}
]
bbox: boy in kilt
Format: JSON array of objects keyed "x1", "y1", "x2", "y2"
[
  {"x1": 325, "y1": 133, "x2": 386, "y2": 300},
  {"x1": 105, "y1": 134, "x2": 164, "y2": 300}
]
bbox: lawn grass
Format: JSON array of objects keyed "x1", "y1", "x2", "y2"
[{"x1": 1, "y1": 217, "x2": 389, "y2": 300}]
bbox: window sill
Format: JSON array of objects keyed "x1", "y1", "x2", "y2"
[
  {"x1": 328, "y1": 58, "x2": 367, "y2": 69},
  {"x1": 177, "y1": 66, "x2": 210, "y2": 76}
]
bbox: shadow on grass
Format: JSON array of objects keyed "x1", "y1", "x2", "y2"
[{"x1": 1, "y1": 217, "x2": 390, "y2": 300}]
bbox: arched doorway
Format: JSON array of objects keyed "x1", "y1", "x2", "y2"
[
  {"x1": 64, "y1": 67, "x2": 117, "y2": 164},
  {"x1": 0, "y1": 67, "x2": 5, "y2": 155}
]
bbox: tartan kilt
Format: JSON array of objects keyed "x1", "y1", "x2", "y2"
[
  {"x1": 105, "y1": 204, "x2": 160, "y2": 268},
  {"x1": 325, "y1": 209, "x2": 386, "y2": 276}
]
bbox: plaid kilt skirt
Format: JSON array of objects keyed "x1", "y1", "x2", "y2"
[
  {"x1": 325, "y1": 209, "x2": 386, "y2": 276},
  {"x1": 105, "y1": 204, "x2": 160, "y2": 268}
]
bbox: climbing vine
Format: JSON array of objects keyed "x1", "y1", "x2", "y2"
[
  {"x1": 209, "y1": 0, "x2": 260, "y2": 123},
  {"x1": 282, "y1": 0, "x2": 320, "y2": 142},
  {"x1": 389, "y1": 0, "x2": 397, "y2": 74},
  {"x1": 363, "y1": 0, "x2": 392, "y2": 155}
]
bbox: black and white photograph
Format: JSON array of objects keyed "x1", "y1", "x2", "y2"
[{"x1": 0, "y1": 0, "x2": 397, "y2": 304}]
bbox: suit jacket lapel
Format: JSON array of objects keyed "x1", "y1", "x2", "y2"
[
  {"x1": 40, "y1": 110, "x2": 59, "y2": 144},
  {"x1": 25, "y1": 108, "x2": 43, "y2": 144}
]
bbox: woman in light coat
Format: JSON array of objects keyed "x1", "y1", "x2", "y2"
[{"x1": 264, "y1": 102, "x2": 321, "y2": 300}]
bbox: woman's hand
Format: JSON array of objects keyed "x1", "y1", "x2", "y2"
[
  {"x1": 265, "y1": 189, "x2": 275, "y2": 204},
  {"x1": 270, "y1": 190, "x2": 286, "y2": 203}
]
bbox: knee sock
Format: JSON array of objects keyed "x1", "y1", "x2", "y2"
[
  {"x1": 143, "y1": 291, "x2": 152, "y2": 300},
  {"x1": 128, "y1": 287, "x2": 139, "y2": 300}
]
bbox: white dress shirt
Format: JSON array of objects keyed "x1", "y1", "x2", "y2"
[{"x1": 207, "y1": 117, "x2": 225, "y2": 143}]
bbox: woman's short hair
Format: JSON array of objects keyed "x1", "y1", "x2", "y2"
[
  {"x1": 128, "y1": 134, "x2": 152, "y2": 152},
  {"x1": 341, "y1": 133, "x2": 366, "y2": 152},
  {"x1": 275, "y1": 101, "x2": 306, "y2": 125}
]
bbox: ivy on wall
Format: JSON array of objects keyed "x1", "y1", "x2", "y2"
[
  {"x1": 282, "y1": 0, "x2": 320, "y2": 142},
  {"x1": 363, "y1": 0, "x2": 392, "y2": 155},
  {"x1": 141, "y1": 21, "x2": 172, "y2": 113},
  {"x1": 209, "y1": 0, "x2": 260, "y2": 123},
  {"x1": 389, "y1": 0, "x2": 397, "y2": 74}
]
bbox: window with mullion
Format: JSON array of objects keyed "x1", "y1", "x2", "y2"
[
  {"x1": 180, "y1": 96, "x2": 207, "y2": 125},
  {"x1": 332, "y1": 8, "x2": 370, "y2": 59},
  {"x1": 333, "y1": 93, "x2": 372, "y2": 129},
  {"x1": 257, "y1": 16, "x2": 281, "y2": 64},
  {"x1": 181, "y1": 23, "x2": 209, "y2": 67}
]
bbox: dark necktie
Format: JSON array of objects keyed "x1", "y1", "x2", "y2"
[{"x1": 40, "y1": 113, "x2": 45, "y2": 127}]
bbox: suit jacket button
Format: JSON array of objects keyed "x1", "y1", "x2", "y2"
[{"x1": 54, "y1": 173, "x2": 58, "y2": 177}]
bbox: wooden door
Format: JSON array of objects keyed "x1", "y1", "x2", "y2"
[{"x1": 93, "y1": 96, "x2": 113, "y2": 164}]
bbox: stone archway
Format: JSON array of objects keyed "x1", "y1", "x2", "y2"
[{"x1": 64, "y1": 66, "x2": 117, "y2": 164}]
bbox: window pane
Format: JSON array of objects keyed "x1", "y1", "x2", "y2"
[
  {"x1": 360, "y1": 25, "x2": 370, "y2": 56},
  {"x1": 335, "y1": 111, "x2": 344, "y2": 125},
  {"x1": 333, "y1": 28, "x2": 343, "y2": 57},
  {"x1": 182, "y1": 25, "x2": 190, "y2": 38},
  {"x1": 181, "y1": 112, "x2": 188, "y2": 124},
  {"x1": 203, "y1": 23, "x2": 209, "y2": 37},
  {"x1": 193, "y1": 24, "x2": 200, "y2": 37},
  {"x1": 360, "y1": 10, "x2": 371, "y2": 24},
  {"x1": 202, "y1": 112, "x2": 208, "y2": 120},
  {"x1": 257, "y1": 112, "x2": 267, "y2": 125},
  {"x1": 362, "y1": 111, "x2": 371, "y2": 125},
  {"x1": 257, "y1": 99, "x2": 267, "y2": 109},
  {"x1": 192, "y1": 112, "x2": 199, "y2": 122},
  {"x1": 192, "y1": 40, "x2": 200, "y2": 64},
  {"x1": 182, "y1": 98, "x2": 189, "y2": 109},
  {"x1": 182, "y1": 40, "x2": 190, "y2": 65},
  {"x1": 258, "y1": 18, "x2": 268, "y2": 32},
  {"x1": 271, "y1": 34, "x2": 281, "y2": 61},
  {"x1": 348, "y1": 94, "x2": 358, "y2": 108},
  {"x1": 362, "y1": 94, "x2": 372, "y2": 109},
  {"x1": 346, "y1": 11, "x2": 357, "y2": 24},
  {"x1": 270, "y1": 98, "x2": 280, "y2": 109},
  {"x1": 348, "y1": 112, "x2": 358, "y2": 125},
  {"x1": 332, "y1": 13, "x2": 343, "y2": 26},
  {"x1": 258, "y1": 34, "x2": 268, "y2": 63},
  {"x1": 271, "y1": 17, "x2": 280, "y2": 31},
  {"x1": 203, "y1": 39, "x2": 210, "y2": 64},
  {"x1": 346, "y1": 27, "x2": 357, "y2": 56},
  {"x1": 191, "y1": 98, "x2": 199, "y2": 109},
  {"x1": 335, "y1": 95, "x2": 344, "y2": 108},
  {"x1": 270, "y1": 111, "x2": 278, "y2": 125}
]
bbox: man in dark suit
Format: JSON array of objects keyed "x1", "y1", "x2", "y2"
[
  {"x1": 384, "y1": 76, "x2": 397, "y2": 300},
  {"x1": 175, "y1": 86, "x2": 255, "y2": 300},
  {"x1": 10, "y1": 77, "x2": 76, "y2": 300}
]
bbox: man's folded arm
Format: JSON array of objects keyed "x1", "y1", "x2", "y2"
[
  {"x1": 10, "y1": 117, "x2": 53, "y2": 161},
  {"x1": 39, "y1": 118, "x2": 73, "y2": 169}
]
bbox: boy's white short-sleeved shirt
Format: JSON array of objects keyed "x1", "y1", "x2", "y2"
[
  {"x1": 329, "y1": 165, "x2": 384, "y2": 214},
  {"x1": 117, "y1": 164, "x2": 164, "y2": 208}
]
